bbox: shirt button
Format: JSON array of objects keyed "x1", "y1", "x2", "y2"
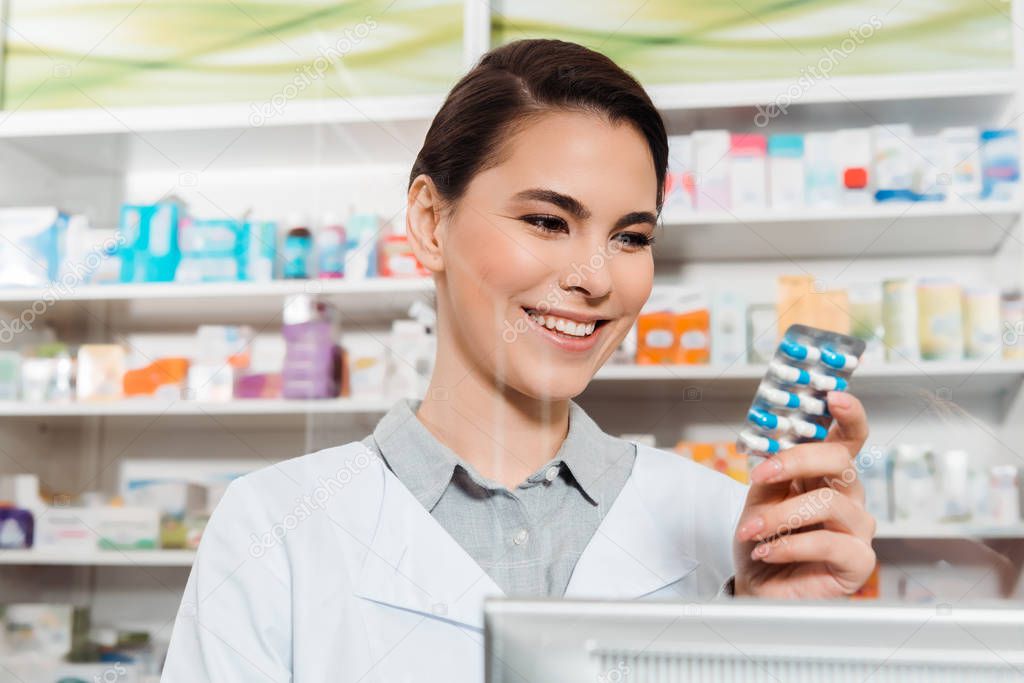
[
  {"x1": 513, "y1": 528, "x2": 529, "y2": 545},
  {"x1": 544, "y1": 466, "x2": 559, "y2": 482}
]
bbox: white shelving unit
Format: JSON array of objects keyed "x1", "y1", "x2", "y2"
[
  {"x1": 0, "y1": 397, "x2": 395, "y2": 418},
  {"x1": 1, "y1": 0, "x2": 1023, "y2": 650},
  {"x1": 0, "y1": 549, "x2": 196, "y2": 567},
  {"x1": 1, "y1": 522, "x2": 1021, "y2": 569},
  {"x1": 875, "y1": 524, "x2": 1024, "y2": 540},
  {"x1": 0, "y1": 359, "x2": 1020, "y2": 420},
  {"x1": 0, "y1": 277, "x2": 435, "y2": 330},
  {"x1": 1, "y1": 523, "x2": 1021, "y2": 570},
  {"x1": 658, "y1": 200, "x2": 1022, "y2": 261}
]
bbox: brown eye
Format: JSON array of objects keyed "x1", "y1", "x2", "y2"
[
  {"x1": 522, "y1": 215, "x2": 568, "y2": 232},
  {"x1": 614, "y1": 232, "x2": 655, "y2": 249}
]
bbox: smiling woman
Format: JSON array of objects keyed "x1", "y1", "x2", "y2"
[
  {"x1": 406, "y1": 39, "x2": 666, "y2": 436},
  {"x1": 161, "y1": 38, "x2": 873, "y2": 683}
]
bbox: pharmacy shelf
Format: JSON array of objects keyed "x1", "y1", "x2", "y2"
[
  {"x1": 0, "y1": 276, "x2": 433, "y2": 304},
  {"x1": 0, "y1": 71, "x2": 1010, "y2": 140},
  {"x1": 0, "y1": 95, "x2": 443, "y2": 172},
  {"x1": 0, "y1": 397, "x2": 396, "y2": 418},
  {"x1": 0, "y1": 70, "x2": 1014, "y2": 173},
  {"x1": 2, "y1": 361, "x2": 1021, "y2": 421},
  {"x1": 3, "y1": 526, "x2": 1023, "y2": 568},
  {"x1": 0, "y1": 549, "x2": 195, "y2": 567},
  {"x1": 0, "y1": 96, "x2": 445, "y2": 139},
  {"x1": 649, "y1": 70, "x2": 1019, "y2": 112},
  {"x1": 587, "y1": 360, "x2": 1024, "y2": 401},
  {"x1": 0, "y1": 277, "x2": 435, "y2": 331},
  {"x1": 657, "y1": 200, "x2": 1022, "y2": 261},
  {"x1": 875, "y1": 523, "x2": 1024, "y2": 540},
  {"x1": 0, "y1": 72, "x2": 1005, "y2": 139}
]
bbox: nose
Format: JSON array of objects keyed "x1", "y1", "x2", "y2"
[{"x1": 557, "y1": 237, "x2": 613, "y2": 299}]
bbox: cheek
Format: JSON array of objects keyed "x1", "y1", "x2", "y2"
[
  {"x1": 611, "y1": 254, "x2": 654, "y2": 316},
  {"x1": 448, "y1": 218, "x2": 550, "y2": 313}
]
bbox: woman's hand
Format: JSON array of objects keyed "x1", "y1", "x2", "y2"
[{"x1": 733, "y1": 391, "x2": 876, "y2": 598}]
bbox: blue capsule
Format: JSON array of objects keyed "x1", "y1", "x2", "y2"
[{"x1": 747, "y1": 408, "x2": 778, "y2": 430}]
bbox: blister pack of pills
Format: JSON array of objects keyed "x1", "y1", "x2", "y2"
[{"x1": 738, "y1": 324, "x2": 865, "y2": 459}]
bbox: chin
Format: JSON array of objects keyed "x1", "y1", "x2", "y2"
[{"x1": 500, "y1": 364, "x2": 595, "y2": 402}]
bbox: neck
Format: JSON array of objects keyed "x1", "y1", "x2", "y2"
[{"x1": 416, "y1": 325, "x2": 569, "y2": 491}]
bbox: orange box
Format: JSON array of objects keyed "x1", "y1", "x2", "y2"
[
  {"x1": 378, "y1": 234, "x2": 430, "y2": 278},
  {"x1": 777, "y1": 274, "x2": 850, "y2": 336},
  {"x1": 674, "y1": 307, "x2": 710, "y2": 364},
  {"x1": 124, "y1": 357, "x2": 190, "y2": 397},
  {"x1": 851, "y1": 563, "x2": 880, "y2": 599},
  {"x1": 636, "y1": 311, "x2": 677, "y2": 364},
  {"x1": 674, "y1": 440, "x2": 749, "y2": 484}
]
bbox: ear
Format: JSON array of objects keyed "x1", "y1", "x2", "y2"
[{"x1": 406, "y1": 174, "x2": 446, "y2": 273}]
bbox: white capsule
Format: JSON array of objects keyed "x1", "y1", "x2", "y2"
[
  {"x1": 756, "y1": 384, "x2": 800, "y2": 409},
  {"x1": 799, "y1": 394, "x2": 827, "y2": 416},
  {"x1": 768, "y1": 361, "x2": 809, "y2": 385}
]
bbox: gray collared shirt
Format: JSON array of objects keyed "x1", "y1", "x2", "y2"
[{"x1": 360, "y1": 398, "x2": 636, "y2": 598}]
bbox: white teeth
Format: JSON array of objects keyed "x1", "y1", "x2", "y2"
[{"x1": 525, "y1": 310, "x2": 600, "y2": 337}]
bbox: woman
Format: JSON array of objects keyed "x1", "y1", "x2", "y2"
[{"x1": 162, "y1": 39, "x2": 875, "y2": 682}]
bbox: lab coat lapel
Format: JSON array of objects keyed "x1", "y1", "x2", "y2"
[
  {"x1": 351, "y1": 445, "x2": 699, "y2": 631},
  {"x1": 351, "y1": 464, "x2": 505, "y2": 631},
  {"x1": 564, "y1": 445, "x2": 700, "y2": 598}
]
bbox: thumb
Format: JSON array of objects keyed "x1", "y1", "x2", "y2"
[{"x1": 824, "y1": 390, "x2": 868, "y2": 457}]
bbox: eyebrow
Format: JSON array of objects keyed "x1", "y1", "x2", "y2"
[{"x1": 511, "y1": 187, "x2": 658, "y2": 231}]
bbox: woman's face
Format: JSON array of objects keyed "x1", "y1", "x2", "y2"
[{"x1": 435, "y1": 110, "x2": 657, "y2": 401}]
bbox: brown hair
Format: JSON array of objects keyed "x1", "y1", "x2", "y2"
[{"x1": 409, "y1": 39, "x2": 668, "y2": 212}]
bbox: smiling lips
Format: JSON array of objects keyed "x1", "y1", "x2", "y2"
[
  {"x1": 525, "y1": 308, "x2": 598, "y2": 336},
  {"x1": 522, "y1": 307, "x2": 610, "y2": 351}
]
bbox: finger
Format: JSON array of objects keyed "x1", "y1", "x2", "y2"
[
  {"x1": 749, "y1": 441, "x2": 854, "y2": 487},
  {"x1": 750, "y1": 529, "x2": 876, "y2": 578},
  {"x1": 824, "y1": 391, "x2": 868, "y2": 456},
  {"x1": 736, "y1": 487, "x2": 875, "y2": 542}
]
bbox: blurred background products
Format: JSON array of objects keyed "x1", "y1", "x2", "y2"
[
  {"x1": 0, "y1": 0, "x2": 1022, "y2": 675},
  {"x1": 0, "y1": 201, "x2": 428, "y2": 289},
  {"x1": 615, "y1": 274, "x2": 1015, "y2": 367},
  {"x1": 664, "y1": 125, "x2": 1019, "y2": 217}
]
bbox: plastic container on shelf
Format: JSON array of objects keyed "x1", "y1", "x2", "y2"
[
  {"x1": 282, "y1": 213, "x2": 314, "y2": 279},
  {"x1": 317, "y1": 212, "x2": 347, "y2": 279}
]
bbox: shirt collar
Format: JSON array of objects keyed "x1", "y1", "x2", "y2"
[
  {"x1": 556, "y1": 400, "x2": 637, "y2": 506},
  {"x1": 369, "y1": 398, "x2": 461, "y2": 512},
  {"x1": 368, "y1": 397, "x2": 635, "y2": 510}
]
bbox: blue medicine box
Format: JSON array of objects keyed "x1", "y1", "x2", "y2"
[{"x1": 119, "y1": 203, "x2": 182, "y2": 283}]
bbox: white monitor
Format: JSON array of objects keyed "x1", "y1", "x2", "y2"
[{"x1": 484, "y1": 598, "x2": 1024, "y2": 682}]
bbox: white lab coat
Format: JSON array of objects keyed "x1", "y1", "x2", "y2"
[{"x1": 161, "y1": 440, "x2": 749, "y2": 682}]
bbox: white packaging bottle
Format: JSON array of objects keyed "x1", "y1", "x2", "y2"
[
  {"x1": 692, "y1": 130, "x2": 732, "y2": 212},
  {"x1": 803, "y1": 132, "x2": 839, "y2": 207},
  {"x1": 767, "y1": 134, "x2": 805, "y2": 209},
  {"x1": 729, "y1": 133, "x2": 767, "y2": 210},
  {"x1": 940, "y1": 126, "x2": 983, "y2": 201},
  {"x1": 710, "y1": 290, "x2": 746, "y2": 366},
  {"x1": 870, "y1": 124, "x2": 913, "y2": 200},
  {"x1": 664, "y1": 135, "x2": 695, "y2": 214}
]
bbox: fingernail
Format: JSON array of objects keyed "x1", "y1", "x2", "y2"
[
  {"x1": 829, "y1": 391, "x2": 851, "y2": 409},
  {"x1": 751, "y1": 543, "x2": 771, "y2": 560},
  {"x1": 753, "y1": 457, "x2": 783, "y2": 483},
  {"x1": 737, "y1": 516, "x2": 764, "y2": 540}
]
